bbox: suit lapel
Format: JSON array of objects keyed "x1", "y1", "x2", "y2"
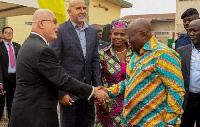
[
  {"x1": 0, "y1": 42, "x2": 8, "y2": 56},
  {"x1": 68, "y1": 23, "x2": 84, "y2": 58},
  {"x1": 0, "y1": 42, "x2": 9, "y2": 67},
  {"x1": 13, "y1": 43, "x2": 19, "y2": 57},
  {"x1": 185, "y1": 45, "x2": 192, "y2": 75},
  {"x1": 85, "y1": 28, "x2": 91, "y2": 61},
  {"x1": 0, "y1": 42, "x2": 18, "y2": 57}
]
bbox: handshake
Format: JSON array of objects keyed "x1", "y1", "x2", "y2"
[
  {"x1": 93, "y1": 86, "x2": 110, "y2": 115},
  {"x1": 93, "y1": 86, "x2": 109, "y2": 103},
  {"x1": 60, "y1": 86, "x2": 109, "y2": 105}
]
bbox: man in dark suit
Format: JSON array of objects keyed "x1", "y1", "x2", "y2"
[
  {"x1": 91, "y1": 24, "x2": 110, "y2": 51},
  {"x1": 177, "y1": 19, "x2": 200, "y2": 127},
  {"x1": 50, "y1": 0, "x2": 102, "y2": 127},
  {"x1": 0, "y1": 27, "x2": 21, "y2": 122},
  {"x1": 9, "y1": 9, "x2": 108, "y2": 127}
]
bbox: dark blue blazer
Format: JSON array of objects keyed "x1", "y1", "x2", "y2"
[
  {"x1": 175, "y1": 34, "x2": 191, "y2": 50},
  {"x1": 50, "y1": 20, "x2": 101, "y2": 100}
]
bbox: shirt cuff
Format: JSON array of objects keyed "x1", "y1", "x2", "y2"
[{"x1": 88, "y1": 86, "x2": 94, "y2": 100}]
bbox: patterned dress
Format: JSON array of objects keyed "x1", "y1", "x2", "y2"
[
  {"x1": 107, "y1": 36, "x2": 185, "y2": 127},
  {"x1": 96, "y1": 43, "x2": 132, "y2": 127}
]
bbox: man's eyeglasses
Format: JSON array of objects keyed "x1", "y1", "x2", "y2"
[
  {"x1": 4, "y1": 32, "x2": 13, "y2": 35},
  {"x1": 41, "y1": 19, "x2": 57, "y2": 24},
  {"x1": 127, "y1": 31, "x2": 146, "y2": 40}
]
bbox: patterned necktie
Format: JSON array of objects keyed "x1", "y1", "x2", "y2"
[{"x1": 8, "y1": 43, "x2": 15, "y2": 68}]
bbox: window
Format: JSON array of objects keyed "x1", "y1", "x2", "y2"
[
  {"x1": 0, "y1": 18, "x2": 5, "y2": 37},
  {"x1": 154, "y1": 32, "x2": 169, "y2": 36}
]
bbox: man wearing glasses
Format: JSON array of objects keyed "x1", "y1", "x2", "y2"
[
  {"x1": 9, "y1": 9, "x2": 108, "y2": 127},
  {"x1": 0, "y1": 26, "x2": 21, "y2": 124},
  {"x1": 100, "y1": 19, "x2": 185, "y2": 127}
]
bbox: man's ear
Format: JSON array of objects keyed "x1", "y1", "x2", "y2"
[
  {"x1": 38, "y1": 21, "x2": 45, "y2": 29},
  {"x1": 67, "y1": 9, "x2": 71, "y2": 16}
]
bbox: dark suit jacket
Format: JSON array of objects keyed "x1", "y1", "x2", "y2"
[
  {"x1": 9, "y1": 34, "x2": 93, "y2": 127},
  {"x1": 98, "y1": 40, "x2": 110, "y2": 51},
  {"x1": 0, "y1": 41, "x2": 20, "y2": 88},
  {"x1": 50, "y1": 20, "x2": 101, "y2": 100},
  {"x1": 175, "y1": 34, "x2": 191, "y2": 50},
  {"x1": 177, "y1": 44, "x2": 192, "y2": 109}
]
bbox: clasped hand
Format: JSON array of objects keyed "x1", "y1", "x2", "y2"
[
  {"x1": 0, "y1": 85, "x2": 4, "y2": 95},
  {"x1": 93, "y1": 86, "x2": 109, "y2": 103},
  {"x1": 60, "y1": 86, "x2": 109, "y2": 106}
]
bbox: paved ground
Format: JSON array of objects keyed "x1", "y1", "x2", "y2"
[
  {"x1": 0, "y1": 106, "x2": 60, "y2": 127},
  {"x1": 0, "y1": 107, "x2": 8, "y2": 127},
  {"x1": 0, "y1": 118, "x2": 8, "y2": 127}
]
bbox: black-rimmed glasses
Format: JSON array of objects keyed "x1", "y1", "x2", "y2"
[
  {"x1": 41, "y1": 19, "x2": 57, "y2": 24},
  {"x1": 127, "y1": 31, "x2": 146, "y2": 40}
]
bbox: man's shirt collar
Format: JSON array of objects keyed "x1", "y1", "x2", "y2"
[
  {"x1": 3, "y1": 40, "x2": 13, "y2": 46},
  {"x1": 31, "y1": 32, "x2": 48, "y2": 44},
  {"x1": 70, "y1": 20, "x2": 88, "y2": 30},
  {"x1": 138, "y1": 36, "x2": 158, "y2": 55}
]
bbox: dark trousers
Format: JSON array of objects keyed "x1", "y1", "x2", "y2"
[
  {"x1": 60, "y1": 98, "x2": 95, "y2": 127},
  {"x1": 0, "y1": 74, "x2": 16, "y2": 121},
  {"x1": 181, "y1": 92, "x2": 200, "y2": 127}
]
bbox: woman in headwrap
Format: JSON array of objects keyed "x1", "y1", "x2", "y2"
[{"x1": 96, "y1": 19, "x2": 132, "y2": 127}]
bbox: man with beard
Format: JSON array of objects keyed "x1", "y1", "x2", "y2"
[
  {"x1": 175, "y1": 8, "x2": 199, "y2": 50},
  {"x1": 177, "y1": 19, "x2": 200, "y2": 127},
  {"x1": 50, "y1": 0, "x2": 101, "y2": 127}
]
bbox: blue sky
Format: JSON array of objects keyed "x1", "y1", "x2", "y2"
[{"x1": 121, "y1": 0, "x2": 176, "y2": 17}]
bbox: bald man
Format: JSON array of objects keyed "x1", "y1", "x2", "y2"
[
  {"x1": 177, "y1": 19, "x2": 200, "y2": 127},
  {"x1": 9, "y1": 9, "x2": 108, "y2": 127},
  {"x1": 50, "y1": 0, "x2": 101, "y2": 127},
  {"x1": 103, "y1": 19, "x2": 185, "y2": 126}
]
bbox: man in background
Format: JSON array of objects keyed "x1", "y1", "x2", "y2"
[
  {"x1": 91, "y1": 24, "x2": 110, "y2": 51},
  {"x1": 175, "y1": 8, "x2": 199, "y2": 50},
  {"x1": 0, "y1": 27, "x2": 21, "y2": 123},
  {"x1": 50, "y1": 0, "x2": 102, "y2": 127},
  {"x1": 177, "y1": 19, "x2": 200, "y2": 127}
]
